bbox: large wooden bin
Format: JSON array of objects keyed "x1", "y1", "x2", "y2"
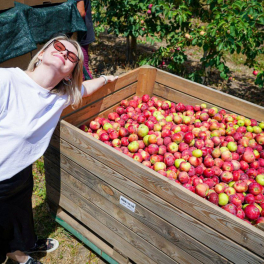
[{"x1": 45, "y1": 66, "x2": 264, "y2": 264}]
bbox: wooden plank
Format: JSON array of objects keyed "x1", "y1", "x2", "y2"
[
  {"x1": 47, "y1": 135, "x2": 263, "y2": 264},
  {"x1": 153, "y1": 83, "x2": 232, "y2": 114},
  {"x1": 44, "y1": 151, "x2": 230, "y2": 264},
  {"x1": 136, "y1": 66, "x2": 157, "y2": 97},
  {"x1": 76, "y1": 94, "x2": 135, "y2": 128},
  {"x1": 46, "y1": 180, "x2": 177, "y2": 264},
  {"x1": 49, "y1": 206, "x2": 130, "y2": 264},
  {"x1": 64, "y1": 83, "x2": 137, "y2": 126},
  {"x1": 61, "y1": 68, "x2": 140, "y2": 119},
  {"x1": 45, "y1": 157, "x2": 203, "y2": 264},
  {"x1": 46, "y1": 184, "x2": 157, "y2": 264},
  {"x1": 155, "y1": 69, "x2": 264, "y2": 122},
  {"x1": 55, "y1": 120, "x2": 264, "y2": 260}
]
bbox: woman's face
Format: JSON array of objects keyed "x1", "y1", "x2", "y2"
[{"x1": 39, "y1": 39, "x2": 79, "y2": 78}]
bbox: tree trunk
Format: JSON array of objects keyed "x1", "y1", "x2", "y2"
[
  {"x1": 202, "y1": 50, "x2": 211, "y2": 85},
  {"x1": 126, "y1": 36, "x2": 130, "y2": 63},
  {"x1": 130, "y1": 35, "x2": 137, "y2": 65},
  {"x1": 126, "y1": 35, "x2": 137, "y2": 65}
]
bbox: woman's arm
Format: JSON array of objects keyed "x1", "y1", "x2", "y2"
[
  {"x1": 82, "y1": 75, "x2": 118, "y2": 97},
  {"x1": 76, "y1": 0, "x2": 86, "y2": 18}
]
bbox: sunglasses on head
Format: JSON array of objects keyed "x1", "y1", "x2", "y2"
[{"x1": 51, "y1": 40, "x2": 79, "y2": 63}]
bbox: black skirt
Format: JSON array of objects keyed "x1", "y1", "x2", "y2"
[{"x1": 0, "y1": 165, "x2": 37, "y2": 263}]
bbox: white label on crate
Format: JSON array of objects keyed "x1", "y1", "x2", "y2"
[{"x1": 119, "y1": 196, "x2": 136, "y2": 212}]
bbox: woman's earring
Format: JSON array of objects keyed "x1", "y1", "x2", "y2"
[
  {"x1": 63, "y1": 78, "x2": 72, "y2": 86},
  {"x1": 36, "y1": 59, "x2": 42, "y2": 67}
]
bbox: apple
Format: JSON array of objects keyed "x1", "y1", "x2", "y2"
[
  {"x1": 179, "y1": 161, "x2": 191, "y2": 172},
  {"x1": 227, "y1": 141, "x2": 237, "y2": 152},
  {"x1": 195, "y1": 183, "x2": 209, "y2": 198},
  {"x1": 112, "y1": 138, "x2": 121, "y2": 148},
  {"x1": 175, "y1": 158, "x2": 185, "y2": 168},
  {"x1": 234, "y1": 180, "x2": 248, "y2": 193},
  {"x1": 128, "y1": 134, "x2": 138, "y2": 142},
  {"x1": 142, "y1": 160, "x2": 151, "y2": 168},
  {"x1": 128, "y1": 141, "x2": 139, "y2": 153},
  {"x1": 133, "y1": 153, "x2": 143, "y2": 163},
  {"x1": 148, "y1": 134, "x2": 157, "y2": 144},
  {"x1": 192, "y1": 149, "x2": 203, "y2": 158},
  {"x1": 248, "y1": 182, "x2": 262, "y2": 195},
  {"x1": 153, "y1": 162, "x2": 166, "y2": 171},
  {"x1": 220, "y1": 171, "x2": 233, "y2": 183},
  {"x1": 208, "y1": 192, "x2": 219, "y2": 205},
  {"x1": 222, "y1": 203, "x2": 237, "y2": 215},
  {"x1": 178, "y1": 172, "x2": 190, "y2": 184},
  {"x1": 256, "y1": 174, "x2": 264, "y2": 186},
  {"x1": 229, "y1": 194, "x2": 243, "y2": 208},
  {"x1": 236, "y1": 208, "x2": 245, "y2": 219},
  {"x1": 148, "y1": 144, "x2": 159, "y2": 155},
  {"x1": 244, "y1": 194, "x2": 255, "y2": 205},
  {"x1": 244, "y1": 204, "x2": 260, "y2": 220},
  {"x1": 167, "y1": 170, "x2": 177, "y2": 180},
  {"x1": 218, "y1": 193, "x2": 229, "y2": 206},
  {"x1": 242, "y1": 149, "x2": 255, "y2": 163},
  {"x1": 167, "y1": 142, "x2": 179, "y2": 153}
]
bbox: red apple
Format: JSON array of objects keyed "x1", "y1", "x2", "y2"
[
  {"x1": 244, "y1": 204, "x2": 260, "y2": 220},
  {"x1": 195, "y1": 183, "x2": 209, "y2": 198}
]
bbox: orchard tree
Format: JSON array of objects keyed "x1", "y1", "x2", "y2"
[
  {"x1": 91, "y1": 0, "x2": 190, "y2": 64},
  {"x1": 92, "y1": 0, "x2": 264, "y2": 87},
  {"x1": 142, "y1": 0, "x2": 264, "y2": 87}
]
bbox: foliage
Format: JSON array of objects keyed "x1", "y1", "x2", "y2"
[{"x1": 92, "y1": 0, "x2": 264, "y2": 87}]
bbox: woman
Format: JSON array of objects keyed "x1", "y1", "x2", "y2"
[
  {"x1": 0, "y1": 35, "x2": 118, "y2": 264},
  {"x1": 76, "y1": 0, "x2": 95, "y2": 79}
]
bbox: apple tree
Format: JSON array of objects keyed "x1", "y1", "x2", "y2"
[
  {"x1": 140, "y1": 0, "x2": 264, "y2": 87},
  {"x1": 91, "y1": 0, "x2": 192, "y2": 64}
]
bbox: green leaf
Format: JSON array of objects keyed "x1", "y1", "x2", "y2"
[
  {"x1": 230, "y1": 25, "x2": 236, "y2": 37},
  {"x1": 220, "y1": 72, "x2": 227, "y2": 79}
]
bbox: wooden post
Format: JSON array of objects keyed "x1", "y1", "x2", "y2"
[{"x1": 136, "y1": 65, "x2": 157, "y2": 97}]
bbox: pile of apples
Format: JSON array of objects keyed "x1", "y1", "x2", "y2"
[{"x1": 79, "y1": 95, "x2": 264, "y2": 225}]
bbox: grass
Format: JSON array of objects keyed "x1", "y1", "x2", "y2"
[{"x1": 5, "y1": 157, "x2": 104, "y2": 264}]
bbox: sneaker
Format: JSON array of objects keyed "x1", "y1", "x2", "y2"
[
  {"x1": 25, "y1": 238, "x2": 59, "y2": 254},
  {"x1": 25, "y1": 258, "x2": 43, "y2": 264}
]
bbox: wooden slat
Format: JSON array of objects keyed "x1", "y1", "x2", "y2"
[
  {"x1": 136, "y1": 65, "x2": 157, "y2": 96},
  {"x1": 155, "y1": 69, "x2": 264, "y2": 122},
  {"x1": 46, "y1": 180, "x2": 177, "y2": 264},
  {"x1": 61, "y1": 67, "x2": 140, "y2": 118},
  {"x1": 49, "y1": 206, "x2": 130, "y2": 264},
  {"x1": 45, "y1": 157, "x2": 205, "y2": 264},
  {"x1": 46, "y1": 184, "x2": 156, "y2": 264},
  {"x1": 44, "y1": 150, "x2": 230, "y2": 264},
  {"x1": 76, "y1": 94, "x2": 135, "y2": 127},
  {"x1": 55, "y1": 120, "x2": 264, "y2": 261},
  {"x1": 153, "y1": 83, "x2": 232, "y2": 114},
  {"x1": 47, "y1": 134, "x2": 264, "y2": 264},
  {"x1": 64, "y1": 83, "x2": 137, "y2": 126}
]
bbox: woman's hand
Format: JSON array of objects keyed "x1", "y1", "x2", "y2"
[
  {"x1": 82, "y1": 75, "x2": 119, "y2": 97},
  {"x1": 100, "y1": 75, "x2": 119, "y2": 84},
  {"x1": 106, "y1": 75, "x2": 119, "y2": 83}
]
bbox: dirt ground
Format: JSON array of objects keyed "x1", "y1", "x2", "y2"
[
  {"x1": 89, "y1": 33, "x2": 264, "y2": 107},
  {"x1": 4, "y1": 32, "x2": 263, "y2": 264}
]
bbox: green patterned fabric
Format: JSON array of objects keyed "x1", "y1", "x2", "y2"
[{"x1": 0, "y1": 0, "x2": 87, "y2": 63}]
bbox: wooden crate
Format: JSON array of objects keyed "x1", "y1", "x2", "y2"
[
  {"x1": 0, "y1": 0, "x2": 14, "y2": 11},
  {"x1": 45, "y1": 66, "x2": 264, "y2": 264}
]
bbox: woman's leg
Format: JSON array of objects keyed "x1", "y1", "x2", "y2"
[
  {"x1": 6, "y1": 251, "x2": 28, "y2": 263},
  {"x1": 81, "y1": 44, "x2": 93, "y2": 80},
  {"x1": 0, "y1": 165, "x2": 36, "y2": 262}
]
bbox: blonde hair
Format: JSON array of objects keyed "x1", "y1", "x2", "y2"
[{"x1": 27, "y1": 35, "x2": 84, "y2": 109}]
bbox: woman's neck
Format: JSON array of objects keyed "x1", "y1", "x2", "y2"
[{"x1": 25, "y1": 65, "x2": 63, "y2": 91}]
